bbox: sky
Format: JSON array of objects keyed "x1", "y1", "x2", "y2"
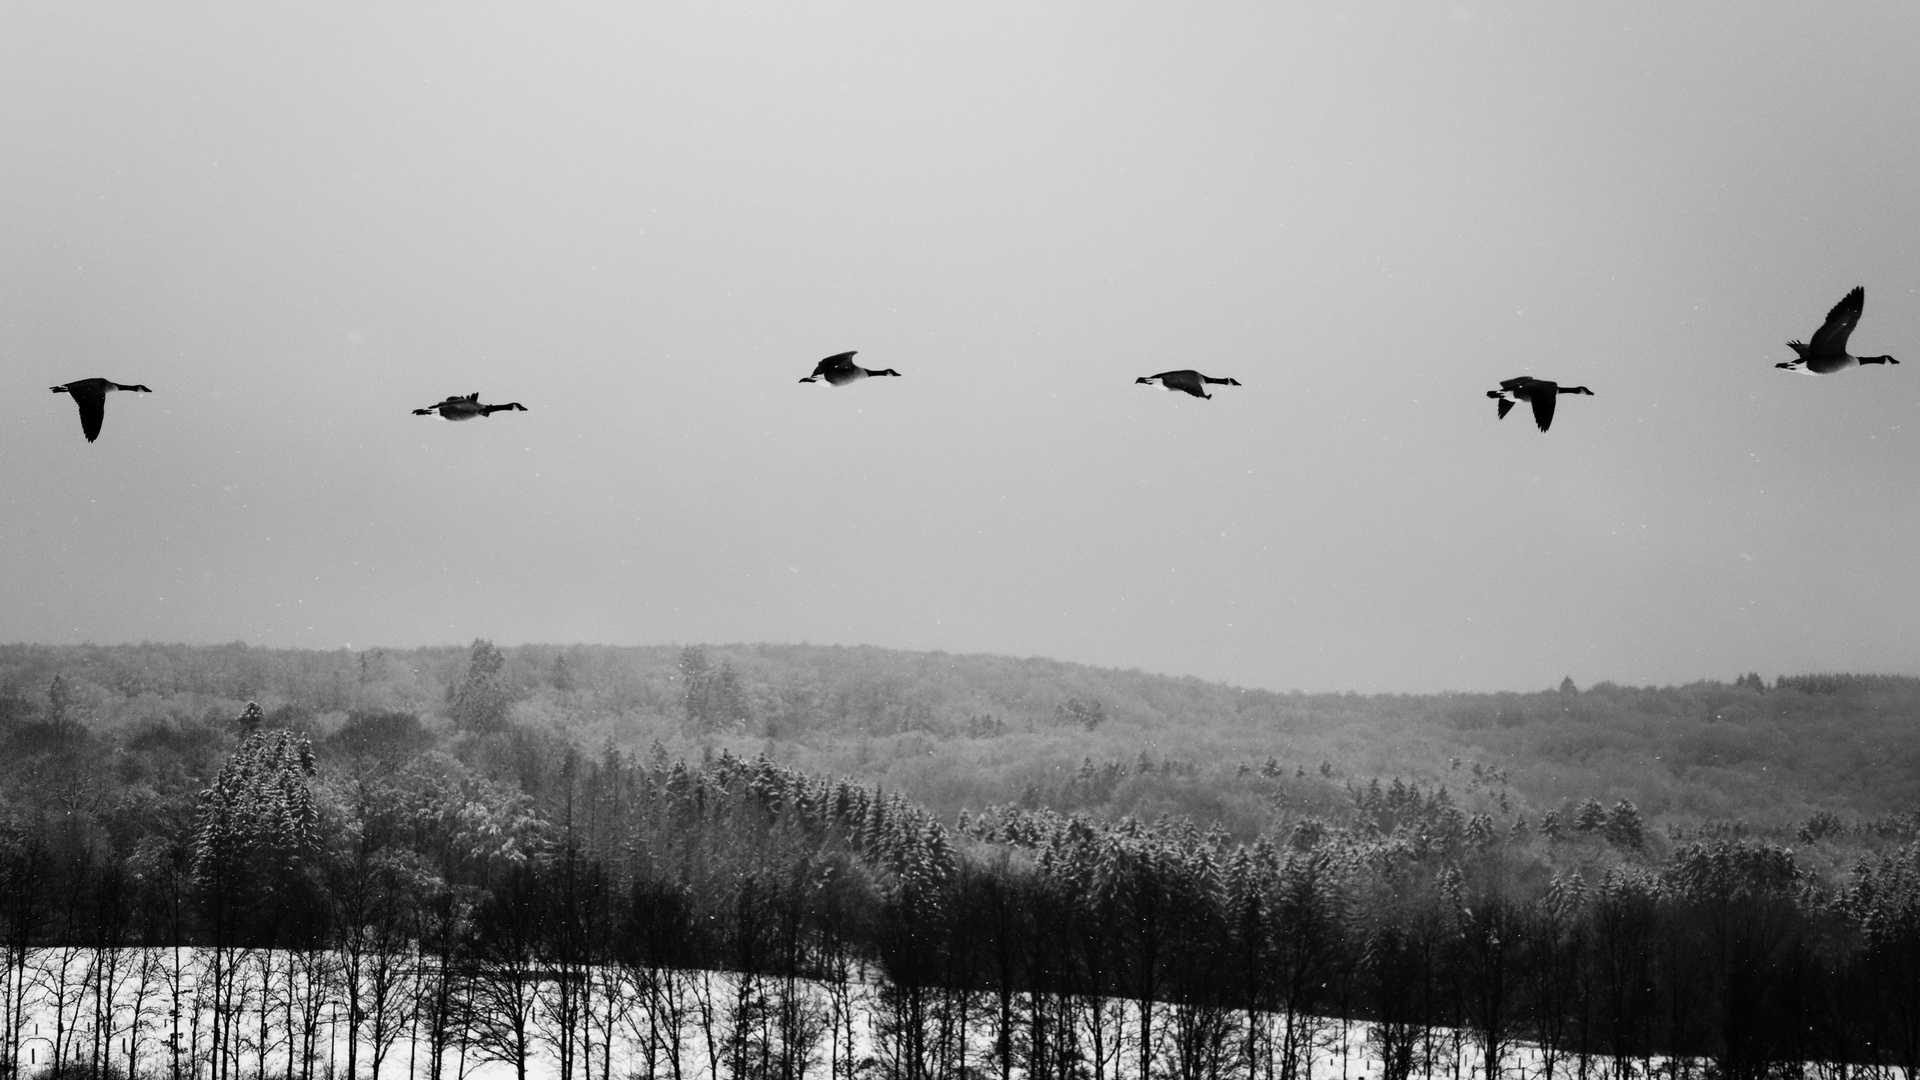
[{"x1": 2, "y1": 3, "x2": 1917, "y2": 694}]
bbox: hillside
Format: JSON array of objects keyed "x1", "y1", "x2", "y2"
[
  {"x1": 2, "y1": 641, "x2": 1915, "y2": 839},
  {"x1": 5, "y1": 640, "x2": 1920, "y2": 1079}
]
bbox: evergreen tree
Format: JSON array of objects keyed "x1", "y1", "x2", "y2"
[
  {"x1": 191, "y1": 721, "x2": 321, "y2": 904},
  {"x1": 452, "y1": 639, "x2": 512, "y2": 732},
  {"x1": 1575, "y1": 798, "x2": 1608, "y2": 834},
  {"x1": 1605, "y1": 799, "x2": 1645, "y2": 849}
]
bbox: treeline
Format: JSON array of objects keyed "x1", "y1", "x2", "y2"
[
  {"x1": 955, "y1": 803, "x2": 1920, "y2": 1080},
  {"x1": 3, "y1": 641, "x2": 1918, "y2": 835},
  {"x1": 4, "y1": 658, "x2": 1920, "y2": 1080}
]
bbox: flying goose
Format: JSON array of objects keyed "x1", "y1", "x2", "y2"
[
  {"x1": 412, "y1": 393, "x2": 527, "y2": 420},
  {"x1": 1776, "y1": 287, "x2": 1899, "y2": 374},
  {"x1": 49, "y1": 379, "x2": 151, "y2": 443},
  {"x1": 799, "y1": 351, "x2": 899, "y2": 385},
  {"x1": 1135, "y1": 370, "x2": 1242, "y2": 399},
  {"x1": 1488, "y1": 377, "x2": 1592, "y2": 432}
]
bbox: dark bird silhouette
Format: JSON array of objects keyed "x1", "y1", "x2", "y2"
[
  {"x1": 1488, "y1": 376, "x2": 1593, "y2": 432},
  {"x1": 799, "y1": 351, "x2": 899, "y2": 385},
  {"x1": 49, "y1": 379, "x2": 151, "y2": 443},
  {"x1": 1134, "y1": 370, "x2": 1242, "y2": 399},
  {"x1": 411, "y1": 393, "x2": 527, "y2": 420},
  {"x1": 1776, "y1": 287, "x2": 1899, "y2": 374}
]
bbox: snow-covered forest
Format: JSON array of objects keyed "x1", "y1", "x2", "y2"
[{"x1": 3, "y1": 642, "x2": 1919, "y2": 1080}]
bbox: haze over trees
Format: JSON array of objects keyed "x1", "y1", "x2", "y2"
[{"x1": 1, "y1": 640, "x2": 1918, "y2": 1080}]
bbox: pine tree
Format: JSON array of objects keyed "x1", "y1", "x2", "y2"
[
  {"x1": 1605, "y1": 799, "x2": 1645, "y2": 849},
  {"x1": 452, "y1": 639, "x2": 513, "y2": 732},
  {"x1": 191, "y1": 711, "x2": 322, "y2": 928},
  {"x1": 1574, "y1": 798, "x2": 1608, "y2": 834}
]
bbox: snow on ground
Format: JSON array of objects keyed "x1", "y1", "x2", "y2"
[{"x1": 1, "y1": 948, "x2": 1896, "y2": 1080}]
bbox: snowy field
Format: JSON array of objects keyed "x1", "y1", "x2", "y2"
[{"x1": 1, "y1": 948, "x2": 1899, "y2": 1080}]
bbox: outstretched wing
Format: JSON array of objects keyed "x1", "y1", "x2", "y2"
[
  {"x1": 1530, "y1": 389, "x2": 1557, "y2": 432},
  {"x1": 1809, "y1": 287, "x2": 1864, "y2": 357},
  {"x1": 74, "y1": 391, "x2": 106, "y2": 442},
  {"x1": 813, "y1": 351, "x2": 858, "y2": 375},
  {"x1": 1144, "y1": 370, "x2": 1207, "y2": 396},
  {"x1": 1495, "y1": 396, "x2": 1515, "y2": 421}
]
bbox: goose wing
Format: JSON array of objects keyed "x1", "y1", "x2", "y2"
[
  {"x1": 76, "y1": 393, "x2": 106, "y2": 442},
  {"x1": 813, "y1": 351, "x2": 858, "y2": 375},
  {"x1": 1529, "y1": 388, "x2": 1557, "y2": 432},
  {"x1": 1495, "y1": 396, "x2": 1515, "y2": 420},
  {"x1": 56, "y1": 382, "x2": 110, "y2": 442},
  {"x1": 1808, "y1": 287, "x2": 1864, "y2": 359},
  {"x1": 1148, "y1": 370, "x2": 1207, "y2": 397}
]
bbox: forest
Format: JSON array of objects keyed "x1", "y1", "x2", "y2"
[{"x1": 1, "y1": 641, "x2": 1918, "y2": 1080}]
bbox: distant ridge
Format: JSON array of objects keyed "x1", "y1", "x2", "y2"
[{"x1": 2, "y1": 641, "x2": 1916, "y2": 833}]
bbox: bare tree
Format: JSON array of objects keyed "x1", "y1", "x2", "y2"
[{"x1": 463, "y1": 865, "x2": 545, "y2": 1080}]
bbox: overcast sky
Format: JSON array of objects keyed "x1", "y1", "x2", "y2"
[{"x1": 2, "y1": 3, "x2": 1917, "y2": 693}]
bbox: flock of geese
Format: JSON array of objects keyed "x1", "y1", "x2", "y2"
[{"x1": 46, "y1": 287, "x2": 1899, "y2": 443}]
